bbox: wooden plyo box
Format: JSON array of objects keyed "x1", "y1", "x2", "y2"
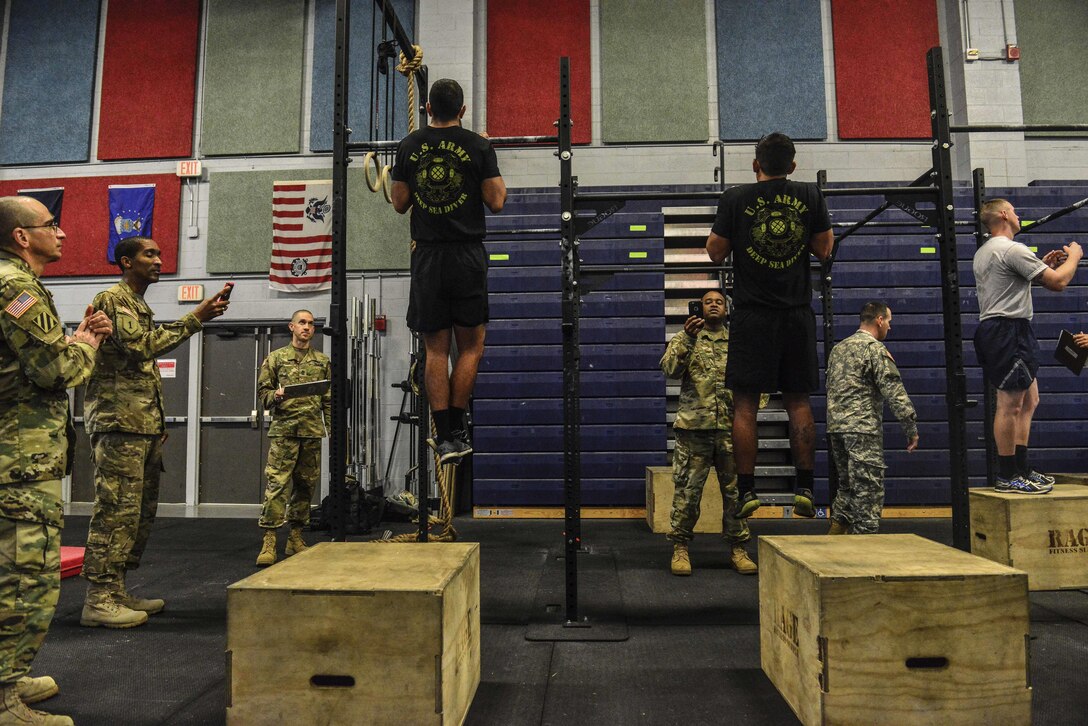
[
  {"x1": 226, "y1": 542, "x2": 480, "y2": 726},
  {"x1": 971, "y1": 483, "x2": 1088, "y2": 590},
  {"x1": 645, "y1": 465, "x2": 724, "y2": 534},
  {"x1": 759, "y1": 535, "x2": 1030, "y2": 726}
]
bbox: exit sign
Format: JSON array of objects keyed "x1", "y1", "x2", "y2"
[
  {"x1": 176, "y1": 160, "x2": 202, "y2": 178},
  {"x1": 178, "y1": 284, "x2": 204, "y2": 302}
]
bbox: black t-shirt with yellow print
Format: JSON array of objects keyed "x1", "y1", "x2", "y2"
[
  {"x1": 711, "y1": 178, "x2": 831, "y2": 309},
  {"x1": 392, "y1": 125, "x2": 501, "y2": 243}
]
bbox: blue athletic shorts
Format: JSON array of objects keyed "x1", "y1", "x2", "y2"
[{"x1": 973, "y1": 317, "x2": 1039, "y2": 391}]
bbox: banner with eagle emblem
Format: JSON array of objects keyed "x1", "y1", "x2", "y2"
[
  {"x1": 107, "y1": 183, "x2": 156, "y2": 263},
  {"x1": 270, "y1": 180, "x2": 333, "y2": 292}
]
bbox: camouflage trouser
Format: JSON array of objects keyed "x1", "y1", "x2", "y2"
[
  {"x1": 829, "y1": 432, "x2": 886, "y2": 534},
  {"x1": 0, "y1": 490, "x2": 61, "y2": 684},
  {"x1": 82, "y1": 433, "x2": 163, "y2": 586},
  {"x1": 667, "y1": 428, "x2": 749, "y2": 545},
  {"x1": 259, "y1": 437, "x2": 321, "y2": 529}
]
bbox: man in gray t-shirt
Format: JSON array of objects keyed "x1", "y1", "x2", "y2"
[{"x1": 972, "y1": 198, "x2": 1082, "y2": 493}]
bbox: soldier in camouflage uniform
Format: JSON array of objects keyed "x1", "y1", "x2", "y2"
[
  {"x1": 81, "y1": 237, "x2": 231, "y2": 628},
  {"x1": 825, "y1": 302, "x2": 919, "y2": 534},
  {"x1": 254, "y1": 310, "x2": 331, "y2": 566},
  {"x1": 661, "y1": 290, "x2": 759, "y2": 577},
  {"x1": 0, "y1": 196, "x2": 113, "y2": 725}
]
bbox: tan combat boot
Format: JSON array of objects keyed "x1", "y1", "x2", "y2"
[
  {"x1": 117, "y1": 576, "x2": 165, "y2": 615},
  {"x1": 729, "y1": 545, "x2": 758, "y2": 575},
  {"x1": 256, "y1": 529, "x2": 277, "y2": 566},
  {"x1": 14, "y1": 676, "x2": 57, "y2": 705},
  {"x1": 0, "y1": 683, "x2": 73, "y2": 725},
  {"x1": 80, "y1": 586, "x2": 148, "y2": 629},
  {"x1": 670, "y1": 543, "x2": 692, "y2": 576},
  {"x1": 285, "y1": 527, "x2": 309, "y2": 556},
  {"x1": 828, "y1": 520, "x2": 848, "y2": 535}
]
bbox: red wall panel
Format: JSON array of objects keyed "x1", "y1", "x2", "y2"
[
  {"x1": 831, "y1": 0, "x2": 939, "y2": 139},
  {"x1": 97, "y1": 0, "x2": 200, "y2": 160},
  {"x1": 487, "y1": 0, "x2": 592, "y2": 143},
  {"x1": 0, "y1": 174, "x2": 181, "y2": 277}
]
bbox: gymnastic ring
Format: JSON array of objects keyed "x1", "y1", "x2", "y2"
[
  {"x1": 363, "y1": 152, "x2": 382, "y2": 192},
  {"x1": 380, "y1": 165, "x2": 393, "y2": 203}
]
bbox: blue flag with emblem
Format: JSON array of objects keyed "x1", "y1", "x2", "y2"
[
  {"x1": 16, "y1": 187, "x2": 64, "y2": 225},
  {"x1": 108, "y1": 183, "x2": 156, "y2": 263}
]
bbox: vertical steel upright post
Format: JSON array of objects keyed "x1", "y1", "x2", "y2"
[
  {"x1": 972, "y1": 168, "x2": 997, "y2": 490},
  {"x1": 415, "y1": 335, "x2": 429, "y2": 541},
  {"x1": 557, "y1": 57, "x2": 581, "y2": 624},
  {"x1": 815, "y1": 169, "x2": 839, "y2": 507},
  {"x1": 927, "y1": 46, "x2": 971, "y2": 550},
  {"x1": 329, "y1": 0, "x2": 352, "y2": 541},
  {"x1": 411, "y1": 69, "x2": 430, "y2": 543}
]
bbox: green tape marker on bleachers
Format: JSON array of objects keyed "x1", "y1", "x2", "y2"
[
  {"x1": 489, "y1": 254, "x2": 510, "y2": 261},
  {"x1": 629, "y1": 224, "x2": 647, "y2": 231},
  {"x1": 920, "y1": 247, "x2": 936, "y2": 254},
  {"x1": 629, "y1": 251, "x2": 648, "y2": 259},
  {"x1": 1029, "y1": 246, "x2": 1038, "y2": 253}
]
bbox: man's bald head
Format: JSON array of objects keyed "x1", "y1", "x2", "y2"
[{"x1": 0, "y1": 196, "x2": 39, "y2": 250}]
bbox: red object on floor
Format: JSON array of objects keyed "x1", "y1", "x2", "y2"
[{"x1": 60, "y1": 547, "x2": 84, "y2": 580}]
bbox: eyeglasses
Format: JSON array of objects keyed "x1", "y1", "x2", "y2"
[{"x1": 21, "y1": 218, "x2": 60, "y2": 231}]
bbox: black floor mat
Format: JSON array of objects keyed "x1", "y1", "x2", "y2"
[
  {"x1": 26, "y1": 515, "x2": 1088, "y2": 725},
  {"x1": 525, "y1": 546, "x2": 628, "y2": 641}
]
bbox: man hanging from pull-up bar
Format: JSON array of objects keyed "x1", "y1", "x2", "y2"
[
  {"x1": 706, "y1": 132, "x2": 834, "y2": 519},
  {"x1": 391, "y1": 78, "x2": 507, "y2": 464}
]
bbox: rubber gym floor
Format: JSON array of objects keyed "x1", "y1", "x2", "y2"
[{"x1": 36, "y1": 516, "x2": 1088, "y2": 725}]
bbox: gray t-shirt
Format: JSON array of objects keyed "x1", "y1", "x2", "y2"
[{"x1": 973, "y1": 235, "x2": 1048, "y2": 320}]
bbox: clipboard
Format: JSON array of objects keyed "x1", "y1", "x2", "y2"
[
  {"x1": 1053, "y1": 331, "x2": 1088, "y2": 375},
  {"x1": 281, "y1": 379, "x2": 331, "y2": 400}
]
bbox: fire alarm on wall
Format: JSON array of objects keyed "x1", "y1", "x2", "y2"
[{"x1": 1006, "y1": 44, "x2": 1020, "y2": 61}]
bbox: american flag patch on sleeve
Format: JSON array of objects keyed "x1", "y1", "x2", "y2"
[{"x1": 4, "y1": 291, "x2": 37, "y2": 319}]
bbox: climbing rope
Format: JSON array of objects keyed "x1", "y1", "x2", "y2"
[
  {"x1": 396, "y1": 45, "x2": 424, "y2": 133},
  {"x1": 372, "y1": 349, "x2": 460, "y2": 543}
]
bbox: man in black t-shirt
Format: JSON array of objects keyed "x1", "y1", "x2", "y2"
[
  {"x1": 706, "y1": 132, "x2": 833, "y2": 519},
  {"x1": 392, "y1": 79, "x2": 507, "y2": 463}
]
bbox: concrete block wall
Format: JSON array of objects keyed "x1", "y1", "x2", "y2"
[{"x1": 1, "y1": 0, "x2": 1086, "y2": 510}]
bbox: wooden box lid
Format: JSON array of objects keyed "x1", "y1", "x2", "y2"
[
  {"x1": 970, "y1": 482, "x2": 1088, "y2": 503},
  {"x1": 760, "y1": 534, "x2": 1023, "y2": 579},
  {"x1": 228, "y1": 542, "x2": 480, "y2": 593}
]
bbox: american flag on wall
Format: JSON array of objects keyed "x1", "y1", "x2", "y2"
[{"x1": 270, "y1": 180, "x2": 333, "y2": 292}]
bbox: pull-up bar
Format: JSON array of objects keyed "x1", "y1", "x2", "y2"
[
  {"x1": 577, "y1": 190, "x2": 723, "y2": 202},
  {"x1": 822, "y1": 185, "x2": 937, "y2": 198},
  {"x1": 951, "y1": 124, "x2": 1088, "y2": 133},
  {"x1": 831, "y1": 220, "x2": 975, "y2": 228},
  {"x1": 346, "y1": 135, "x2": 557, "y2": 152},
  {"x1": 1018, "y1": 197, "x2": 1088, "y2": 234},
  {"x1": 581, "y1": 264, "x2": 720, "y2": 275}
]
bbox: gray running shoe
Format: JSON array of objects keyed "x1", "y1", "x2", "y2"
[
  {"x1": 994, "y1": 475, "x2": 1051, "y2": 494},
  {"x1": 426, "y1": 437, "x2": 471, "y2": 465},
  {"x1": 1024, "y1": 470, "x2": 1055, "y2": 488}
]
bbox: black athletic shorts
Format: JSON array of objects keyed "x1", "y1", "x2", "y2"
[
  {"x1": 973, "y1": 317, "x2": 1039, "y2": 391},
  {"x1": 725, "y1": 305, "x2": 819, "y2": 394},
  {"x1": 407, "y1": 240, "x2": 489, "y2": 333}
]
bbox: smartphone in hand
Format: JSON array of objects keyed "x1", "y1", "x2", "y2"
[
  {"x1": 688, "y1": 300, "x2": 703, "y2": 319},
  {"x1": 221, "y1": 281, "x2": 235, "y2": 301}
]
